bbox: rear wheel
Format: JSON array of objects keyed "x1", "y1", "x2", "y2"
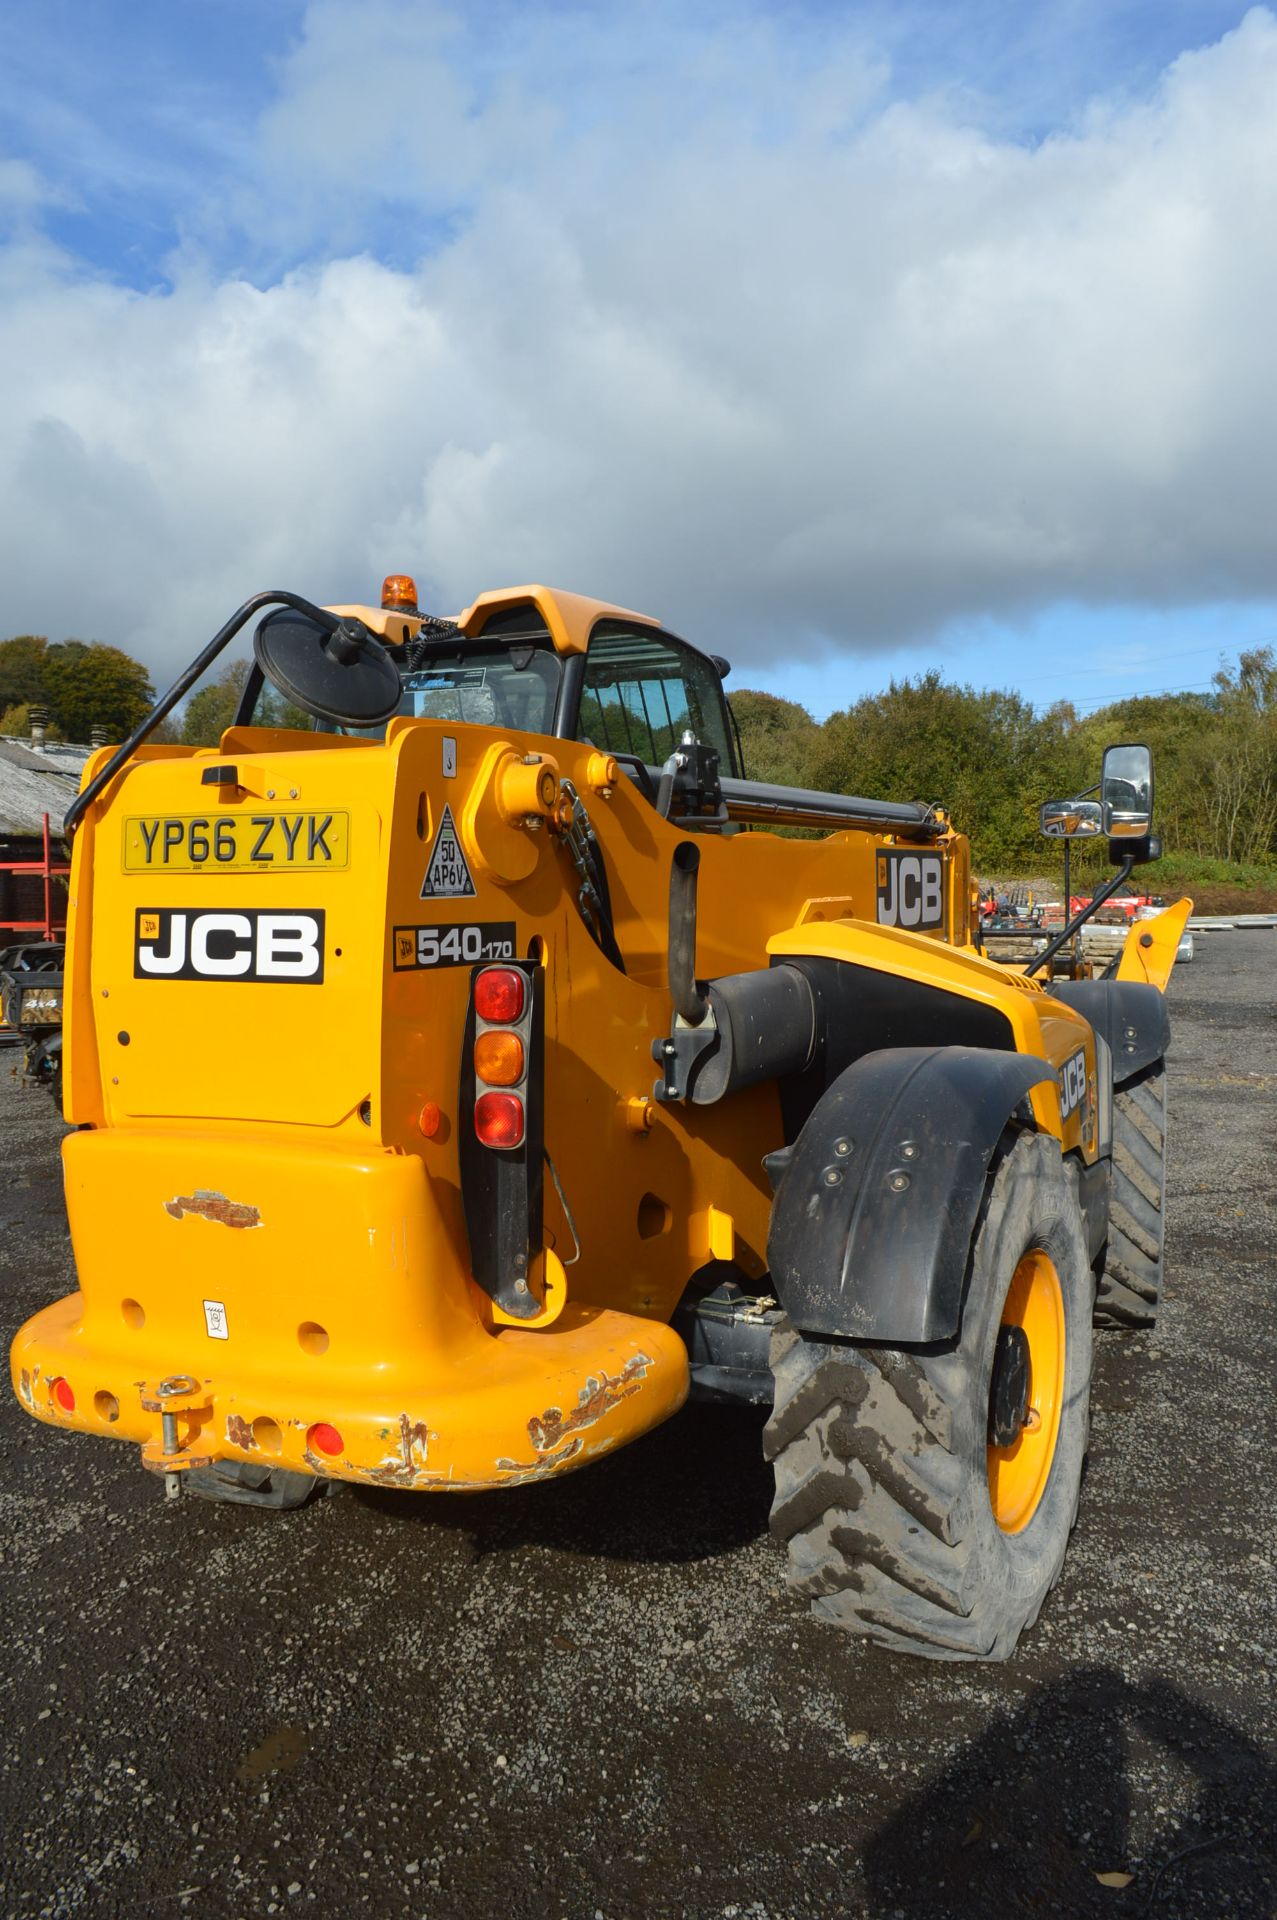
[
  {"x1": 1094, "y1": 1062, "x2": 1166, "y2": 1328},
  {"x1": 764, "y1": 1131, "x2": 1093, "y2": 1660}
]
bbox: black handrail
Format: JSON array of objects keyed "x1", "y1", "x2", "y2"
[{"x1": 64, "y1": 590, "x2": 341, "y2": 837}]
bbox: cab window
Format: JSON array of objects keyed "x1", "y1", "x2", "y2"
[
  {"x1": 243, "y1": 607, "x2": 562, "y2": 739},
  {"x1": 579, "y1": 622, "x2": 735, "y2": 771}
]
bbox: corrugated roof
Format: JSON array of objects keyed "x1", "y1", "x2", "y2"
[{"x1": 0, "y1": 739, "x2": 91, "y2": 836}]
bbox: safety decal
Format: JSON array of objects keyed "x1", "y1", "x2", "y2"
[
  {"x1": 420, "y1": 804, "x2": 476, "y2": 899},
  {"x1": 203, "y1": 1300, "x2": 230, "y2": 1340}
]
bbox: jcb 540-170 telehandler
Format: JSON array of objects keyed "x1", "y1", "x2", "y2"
[{"x1": 10, "y1": 579, "x2": 1190, "y2": 1660}]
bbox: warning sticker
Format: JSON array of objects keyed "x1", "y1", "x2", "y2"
[
  {"x1": 420, "y1": 804, "x2": 476, "y2": 899},
  {"x1": 203, "y1": 1299, "x2": 230, "y2": 1340}
]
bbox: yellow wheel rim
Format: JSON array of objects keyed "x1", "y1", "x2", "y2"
[{"x1": 986, "y1": 1249, "x2": 1066, "y2": 1534}]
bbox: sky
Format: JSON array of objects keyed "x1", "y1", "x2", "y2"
[{"x1": 1, "y1": 0, "x2": 1275, "y2": 719}]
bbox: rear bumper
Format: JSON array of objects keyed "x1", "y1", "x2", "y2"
[{"x1": 9, "y1": 1127, "x2": 689, "y2": 1491}]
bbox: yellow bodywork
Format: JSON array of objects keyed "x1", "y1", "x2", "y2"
[
  {"x1": 1116, "y1": 898, "x2": 1193, "y2": 989},
  {"x1": 10, "y1": 585, "x2": 1155, "y2": 1493}
]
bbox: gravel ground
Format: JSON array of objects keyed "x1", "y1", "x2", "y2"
[{"x1": 1, "y1": 933, "x2": 1274, "y2": 1920}]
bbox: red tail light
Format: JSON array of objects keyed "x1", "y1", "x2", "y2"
[
  {"x1": 308, "y1": 1422, "x2": 344, "y2": 1457},
  {"x1": 475, "y1": 967, "x2": 525, "y2": 1024},
  {"x1": 52, "y1": 1377, "x2": 75, "y2": 1412},
  {"x1": 475, "y1": 1091, "x2": 525, "y2": 1148}
]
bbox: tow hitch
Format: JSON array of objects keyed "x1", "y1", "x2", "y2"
[{"x1": 139, "y1": 1374, "x2": 213, "y2": 1496}]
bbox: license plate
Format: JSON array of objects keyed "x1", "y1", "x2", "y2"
[
  {"x1": 122, "y1": 812, "x2": 349, "y2": 873},
  {"x1": 393, "y1": 923, "x2": 517, "y2": 970}
]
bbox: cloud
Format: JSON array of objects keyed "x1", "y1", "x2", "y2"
[{"x1": 0, "y1": 1, "x2": 1275, "y2": 678}]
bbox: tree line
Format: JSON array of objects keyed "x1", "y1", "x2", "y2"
[
  {"x1": 4, "y1": 627, "x2": 1273, "y2": 875},
  {"x1": 0, "y1": 638, "x2": 253, "y2": 749},
  {"x1": 729, "y1": 648, "x2": 1277, "y2": 875}
]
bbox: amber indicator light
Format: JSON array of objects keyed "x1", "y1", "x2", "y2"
[{"x1": 474, "y1": 1030, "x2": 525, "y2": 1087}]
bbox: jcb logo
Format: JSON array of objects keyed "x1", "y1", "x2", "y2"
[
  {"x1": 1059, "y1": 1048, "x2": 1088, "y2": 1122},
  {"x1": 134, "y1": 908, "x2": 325, "y2": 983},
  {"x1": 876, "y1": 852, "x2": 945, "y2": 931}
]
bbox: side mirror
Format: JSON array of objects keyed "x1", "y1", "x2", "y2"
[
  {"x1": 1040, "y1": 798, "x2": 1104, "y2": 839},
  {"x1": 1101, "y1": 742, "x2": 1153, "y2": 838}
]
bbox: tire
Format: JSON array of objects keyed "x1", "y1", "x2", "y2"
[
  {"x1": 764, "y1": 1130, "x2": 1093, "y2": 1661},
  {"x1": 1094, "y1": 1062, "x2": 1166, "y2": 1329}
]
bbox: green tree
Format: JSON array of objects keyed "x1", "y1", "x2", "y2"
[
  {"x1": 729, "y1": 689, "x2": 819, "y2": 786},
  {"x1": 181, "y1": 659, "x2": 251, "y2": 747},
  {"x1": 1201, "y1": 648, "x2": 1277, "y2": 862},
  {"x1": 41, "y1": 640, "x2": 154, "y2": 741},
  {"x1": 807, "y1": 671, "x2": 1052, "y2": 869},
  {"x1": 0, "y1": 636, "x2": 49, "y2": 714},
  {"x1": 0, "y1": 702, "x2": 64, "y2": 742}
]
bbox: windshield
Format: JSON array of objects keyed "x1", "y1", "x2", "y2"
[
  {"x1": 245, "y1": 639, "x2": 562, "y2": 739},
  {"x1": 395, "y1": 645, "x2": 560, "y2": 733}
]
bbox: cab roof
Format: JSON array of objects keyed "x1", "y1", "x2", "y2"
[{"x1": 326, "y1": 584, "x2": 662, "y2": 656}]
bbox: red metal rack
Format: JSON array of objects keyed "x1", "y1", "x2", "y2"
[{"x1": 0, "y1": 813, "x2": 70, "y2": 941}]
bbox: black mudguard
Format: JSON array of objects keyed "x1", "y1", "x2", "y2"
[
  {"x1": 1045, "y1": 978, "x2": 1169, "y2": 1084},
  {"x1": 767, "y1": 1045, "x2": 1054, "y2": 1344}
]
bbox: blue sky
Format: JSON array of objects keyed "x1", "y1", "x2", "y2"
[{"x1": 1, "y1": 0, "x2": 1275, "y2": 717}]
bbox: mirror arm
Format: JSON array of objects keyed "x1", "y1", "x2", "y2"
[
  {"x1": 1024, "y1": 856, "x2": 1135, "y2": 978},
  {"x1": 64, "y1": 590, "x2": 342, "y2": 837}
]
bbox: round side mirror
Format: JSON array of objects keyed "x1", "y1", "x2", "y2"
[{"x1": 254, "y1": 606, "x2": 402, "y2": 726}]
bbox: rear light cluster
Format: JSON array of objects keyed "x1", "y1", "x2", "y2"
[{"x1": 473, "y1": 967, "x2": 530, "y2": 1150}]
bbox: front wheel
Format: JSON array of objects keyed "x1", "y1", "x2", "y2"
[
  {"x1": 1094, "y1": 1062, "x2": 1166, "y2": 1328},
  {"x1": 765, "y1": 1130, "x2": 1093, "y2": 1660}
]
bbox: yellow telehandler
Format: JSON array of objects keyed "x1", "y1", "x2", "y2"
[{"x1": 9, "y1": 578, "x2": 1189, "y2": 1659}]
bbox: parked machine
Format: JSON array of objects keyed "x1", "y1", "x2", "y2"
[
  {"x1": 0, "y1": 939, "x2": 65, "y2": 1100},
  {"x1": 9, "y1": 580, "x2": 1190, "y2": 1659}
]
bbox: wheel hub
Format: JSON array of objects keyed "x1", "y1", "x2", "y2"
[
  {"x1": 988, "y1": 1324, "x2": 1031, "y2": 1447},
  {"x1": 986, "y1": 1247, "x2": 1066, "y2": 1534}
]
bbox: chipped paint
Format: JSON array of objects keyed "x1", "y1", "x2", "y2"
[
  {"x1": 494, "y1": 1436, "x2": 584, "y2": 1475},
  {"x1": 163, "y1": 1190, "x2": 261, "y2": 1230},
  {"x1": 527, "y1": 1352, "x2": 653, "y2": 1455},
  {"x1": 366, "y1": 1411, "x2": 430, "y2": 1485},
  {"x1": 226, "y1": 1413, "x2": 255, "y2": 1451},
  {"x1": 17, "y1": 1367, "x2": 34, "y2": 1411}
]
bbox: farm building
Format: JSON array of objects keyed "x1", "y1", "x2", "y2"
[{"x1": 0, "y1": 736, "x2": 91, "y2": 941}]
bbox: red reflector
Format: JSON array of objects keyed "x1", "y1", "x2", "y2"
[
  {"x1": 309, "y1": 1422, "x2": 344, "y2": 1457},
  {"x1": 475, "y1": 967, "x2": 525, "y2": 1024},
  {"x1": 475, "y1": 1090, "x2": 525, "y2": 1149},
  {"x1": 52, "y1": 1376, "x2": 75, "y2": 1412}
]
